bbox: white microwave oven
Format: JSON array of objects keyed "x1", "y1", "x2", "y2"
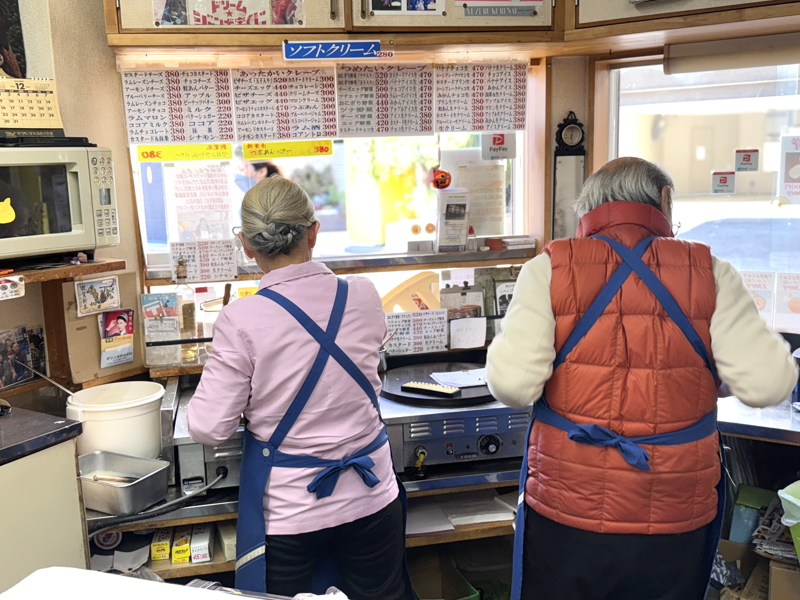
[{"x1": 0, "y1": 144, "x2": 120, "y2": 262}]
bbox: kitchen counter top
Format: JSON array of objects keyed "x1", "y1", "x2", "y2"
[
  {"x1": 0, "y1": 407, "x2": 82, "y2": 466},
  {"x1": 718, "y1": 396, "x2": 800, "y2": 445}
]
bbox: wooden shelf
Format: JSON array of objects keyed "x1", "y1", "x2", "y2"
[
  {"x1": 406, "y1": 520, "x2": 515, "y2": 548},
  {"x1": 146, "y1": 518, "x2": 513, "y2": 578},
  {"x1": 12, "y1": 259, "x2": 126, "y2": 284},
  {"x1": 149, "y1": 536, "x2": 234, "y2": 580},
  {"x1": 0, "y1": 378, "x2": 49, "y2": 400}
]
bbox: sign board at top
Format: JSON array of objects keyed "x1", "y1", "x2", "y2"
[{"x1": 283, "y1": 41, "x2": 393, "y2": 61}]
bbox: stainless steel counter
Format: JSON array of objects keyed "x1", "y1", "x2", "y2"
[{"x1": 718, "y1": 396, "x2": 800, "y2": 445}]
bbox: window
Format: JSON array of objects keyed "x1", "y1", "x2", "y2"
[
  {"x1": 132, "y1": 132, "x2": 525, "y2": 265},
  {"x1": 610, "y1": 63, "x2": 800, "y2": 273}
]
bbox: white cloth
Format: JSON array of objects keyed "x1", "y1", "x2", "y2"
[{"x1": 487, "y1": 253, "x2": 798, "y2": 409}]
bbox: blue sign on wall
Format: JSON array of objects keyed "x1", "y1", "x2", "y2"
[{"x1": 282, "y1": 41, "x2": 391, "y2": 60}]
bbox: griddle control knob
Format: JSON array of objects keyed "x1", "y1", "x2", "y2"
[{"x1": 478, "y1": 434, "x2": 502, "y2": 456}]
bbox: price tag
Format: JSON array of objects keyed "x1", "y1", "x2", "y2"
[
  {"x1": 712, "y1": 172, "x2": 735, "y2": 194},
  {"x1": 243, "y1": 140, "x2": 334, "y2": 160},
  {"x1": 735, "y1": 149, "x2": 759, "y2": 172},
  {"x1": 137, "y1": 144, "x2": 233, "y2": 162}
]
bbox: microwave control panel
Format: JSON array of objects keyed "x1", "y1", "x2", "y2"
[{"x1": 87, "y1": 148, "x2": 120, "y2": 247}]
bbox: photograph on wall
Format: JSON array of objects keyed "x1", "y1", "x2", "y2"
[
  {"x1": 271, "y1": 0, "x2": 301, "y2": 24},
  {"x1": 26, "y1": 326, "x2": 46, "y2": 376},
  {"x1": 0, "y1": 326, "x2": 31, "y2": 386},
  {"x1": 0, "y1": 0, "x2": 26, "y2": 78},
  {"x1": 141, "y1": 293, "x2": 179, "y2": 319},
  {"x1": 154, "y1": 0, "x2": 188, "y2": 25},
  {"x1": 494, "y1": 280, "x2": 515, "y2": 316},
  {"x1": 98, "y1": 309, "x2": 135, "y2": 369},
  {"x1": 75, "y1": 276, "x2": 121, "y2": 318},
  {"x1": 156, "y1": 0, "x2": 274, "y2": 25},
  {"x1": 372, "y1": 0, "x2": 443, "y2": 14}
]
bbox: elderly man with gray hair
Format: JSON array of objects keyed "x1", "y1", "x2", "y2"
[{"x1": 487, "y1": 157, "x2": 797, "y2": 600}]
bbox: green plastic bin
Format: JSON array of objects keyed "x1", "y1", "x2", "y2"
[
  {"x1": 778, "y1": 480, "x2": 800, "y2": 562},
  {"x1": 409, "y1": 549, "x2": 480, "y2": 600}
]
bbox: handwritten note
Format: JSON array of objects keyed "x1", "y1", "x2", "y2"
[
  {"x1": 122, "y1": 70, "x2": 234, "y2": 144},
  {"x1": 137, "y1": 143, "x2": 232, "y2": 162},
  {"x1": 243, "y1": 140, "x2": 333, "y2": 159},
  {"x1": 774, "y1": 272, "x2": 800, "y2": 334},
  {"x1": 232, "y1": 68, "x2": 338, "y2": 141},
  {"x1": 337, "y1": 65, "x2": 434, "y2": 137},
  {"x1": 449, "y1": 317, "x2": 487, "y2": 349},
  {"x1": 170, "y1": 240, "x2": 238, "y2": 283},
  {"x1": 385, "y1": 310, "x2": 448, "y2": 355},
  {"x1": 455, "y1": 163, "x2": 505, "y2": 236},
  {"x1": 0, "y1": 78, "x2": 63, "y2": 132},
  {"x1": 163, "y1": 162, "x2": 233, "y2": 244},
  {"x1": 435, "y1": 63, "x2": 527, "y2": 132}
]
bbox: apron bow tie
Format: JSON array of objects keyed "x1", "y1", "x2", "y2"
[
  {"x1": 567, "y1": 423, "x2": 651, "y2": 471},
  {"x1": 307, "y1": 455, "x2": 380, "y2": 499}
]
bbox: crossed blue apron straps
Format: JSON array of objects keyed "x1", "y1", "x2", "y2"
[
  {"x1": 510, "y1": 235, "x2": 726, "y2": 600},
  {"x1": 235, "y1": 279, "x2": 412, "y2": 597}
]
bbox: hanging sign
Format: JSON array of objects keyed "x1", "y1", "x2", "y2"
[
  {"x1": 711, "y1": 172, "x2": 735, "y2": 194},
  {"x1": 481, "y1": 132, "x2": 516, "y2": 160},
  {"x1": 283, "y1": 41, "x2": 391, "y2": 60},
  {"x1": 735, "y1": 149, "x2": 759, "y2": 172},
  {"x1": 242, "y1": 140, "x2": 333, "y2": 160},
  {"x1": 138, "y1": 144, "x2": 232, "y2": 162}
]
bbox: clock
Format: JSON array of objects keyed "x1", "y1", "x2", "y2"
[{"x1": 555, "y1": 111, "x2": 586, "y2": 156}]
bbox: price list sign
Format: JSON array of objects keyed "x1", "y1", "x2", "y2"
[
  {"x1": 122, "y1": 70, "x2": 234, "y2": 144},
  {"x1": 435, "y1": 62, "x2": 527, "y2": 132},
  {"x1": 384, "y1": 309, "x2": 448, "y2": 355},
  {"x1": 170, "y1": 240, "x2": 238, "y2": 283},
  {"x1": 337, "y1": 65, "x2": 434, "y2": 137},
  {"x1": 233, "y1": 68, "x2": 338, "y2": 141}
]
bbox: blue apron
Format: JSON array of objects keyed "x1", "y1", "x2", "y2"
[
  {"x1": 235, "y1": 278, "x2": 411, "y2": 595},
  {"x1": 510, "y1": 235, "x2": 726, "y2": 600}
]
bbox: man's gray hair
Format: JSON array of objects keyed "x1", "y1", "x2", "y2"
[{"x1": 574, "y1": 157, "x2": 674, "y2": 218}]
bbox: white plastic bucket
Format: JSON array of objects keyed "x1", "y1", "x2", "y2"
[{"x1": 66, "y1": 381, "x2": 164, "y2": 459}]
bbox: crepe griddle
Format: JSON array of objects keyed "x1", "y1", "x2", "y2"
[{"x1": 381, "y1": 362, "x2": 494, "y2": 408}]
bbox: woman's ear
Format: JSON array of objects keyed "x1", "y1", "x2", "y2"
[
  {"x1": 239, "y1": 232, "x2": 256, "y2": 259},
  {"x1": 306, "y1": 221, "x2": 321, "y2": 250}
]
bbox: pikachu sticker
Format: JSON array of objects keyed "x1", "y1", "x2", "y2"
[{"x1": 0, "y1": 198, "x2": 15, "y2": 225}]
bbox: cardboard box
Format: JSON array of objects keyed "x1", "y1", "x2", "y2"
[
  {"x1": 408, "y1": 548, "x2": 479, "y2": 600},
  {"x1": 720, "y1": 539, "x2": 758, "y2": 581},
  {"x1": 769, "y1": 560, "x2": 800, "y2": 600},
  {"x1": 190, "y1": 523, "x2": 215, "y2": 564},
  {"x1": 150, "y1": 528, "x2": 173, "y2": 561},
  {"x1": 171, "y1": 525, "x2": 192, "y2": 563},
  {"x1": 216, "y1": 520, "x2": 237, "y2": 562},
  {"x1": 741, "y1": 559, "x2": 771, "y2": 600}
]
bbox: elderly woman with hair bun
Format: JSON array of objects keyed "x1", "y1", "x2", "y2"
[{"x1": 188, "y1": 176, "x2": 412, "y2": 600}]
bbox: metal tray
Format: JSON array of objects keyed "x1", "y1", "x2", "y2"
[{"x1": 79, "y1": 451, "x2": 169, "y2": 516}]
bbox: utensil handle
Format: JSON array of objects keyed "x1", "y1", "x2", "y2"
[{"x1": 11, "y1": 358, "x2": 73, "y2": 397}]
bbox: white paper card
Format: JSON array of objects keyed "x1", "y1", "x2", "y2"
[
  {"x1": 774, "y1": 272, "x2": 800, "y2": 333},
  {"x1": 437, "y1": 190, "x2": 469, "y2": 253},
  {"x1": 712, "y1": 172, "x2": 735, "y2": 194},
  {"x1": 0, "y1": 275, "x2": 24, "y2": 301},
  {"x1": 481, "y1": 132, "x2": 516, "y2": 160},
  {"x1": 112, "y1": 545, "x2": 150, "y2": 573},
  {"x1": 406, "y1": 503, "x2": 455, "y2": 537},
  {"x1": 456, "y1": 164, "x2": 505, "y2": 237},
  {"x1": 740, "y1": 271, "x2": 776, "y2": 329},
  {"x1": 735, "y1": 149, "x2": 759, "y2": 172},
  {"x1": 170, "y1": 240, "x2": 238, "y2": 283},
  {"x1": 384, "y1": 310, "x2": 448, "y2": 355},
  {"x1": 778, "y1": 135, "x2": 800, "y2": 204},
  {"x1": 90, "y1": 554, "x2": 113, "y2": 572},
  {"x1": 144, "y1": 317, "x2": 182, "y2": 366},
  {"x1": 430, "y1": 367, "x2": 487, "y2": 388},
  {"x1": 449, "y1": 317, "x2": 487, "y2": 349}
]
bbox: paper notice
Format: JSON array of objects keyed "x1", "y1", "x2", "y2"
[
  {"x1": 735, "y1": 149, "x2": 759, "y2": 172},
  {"x1": 712, "y1": 172, "x2": 735, "y2": 194},
  {"x1": 455, "y1": 163, "x2": 505, "y2": 236},
  {"x1": 98, "y1": 309, "x2": 135, "y2": 369},
  {"x1": 384, "y1": 309, "x2": 448, "y2": 355},
  {"x1": 113, "y1": 545, "x2": 150, "y2": 573},
  {"x1": 449, "y1": 317, "x2": 487, "y2": 349},
  {"x1": 0, "y1": 275, "x2": 24, "y2": 302},
  {"x1": 740, "y1": 271, "x2": 775, "y2": 329},
  {"x1": 144, "y1": 316, "x2": 181, "y2": 366},
  {"x1": 778, "y1": 135, "x2": 800, "y2": 204},
  {"x1": 406, "y1": 502, "x2": 455, "y2": 537},
  {"x1": 774, "y1": 272, "x2": 800, "y2": 333}
]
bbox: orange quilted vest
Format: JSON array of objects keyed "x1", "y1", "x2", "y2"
[{"x1": 525, "y1": 202, "x2": 720, "y2": 535}]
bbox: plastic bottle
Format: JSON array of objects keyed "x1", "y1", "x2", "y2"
[{"x1": 175, "y1": 258, "x2": 198, "y2": 363}]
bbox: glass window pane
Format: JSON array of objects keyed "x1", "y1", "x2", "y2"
[{"x1": 0, "y1": 166, "x2": 71, "y2": 239}]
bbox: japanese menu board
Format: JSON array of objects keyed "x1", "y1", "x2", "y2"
[
  {"x1": 0, "y1": 78, "x2": 63, "y2": 133},
  {"x1": 385, "y1": 309, "x2": 448, "y2": 355},
  {"x1": 336, "y1": 65, "x2": 434, "y2": 137},
  {"x1": 170, "y1": 240, "x2": 238, "y2": 283},
  {"x1": 122, "y1": 70, "x2": 234, "y2": 143},
  {"x1": 435, "y1": 63, "x2": 527, "y2": 133},
  {"x1": 232, "y1": 68, "x2": 338, "y2": 141}
]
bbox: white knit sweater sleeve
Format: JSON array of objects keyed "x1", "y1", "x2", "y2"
[
  {"x1": 710, "y1": 256, "x2": 798, "y2": 407},
  {"x1": 486, "y1": 253, "x2": 556, "y2": 408}
]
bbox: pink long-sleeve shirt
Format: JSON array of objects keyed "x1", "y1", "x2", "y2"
[{"x1": 187, "y1": 261, "x2": 398, "y2": 535}]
